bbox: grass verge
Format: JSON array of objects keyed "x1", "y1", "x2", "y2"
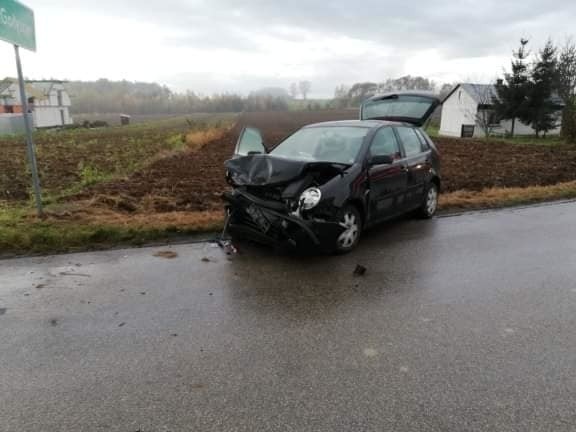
[
  {"x1": 0, "y1": 206, "x2": 223, "y2": 256},
  {"x1": 3, "y1": 181, "x2": 576, "y2": 257},
  {"x1": 440, "y1": 181, "x2": 576, "y2": 212}
]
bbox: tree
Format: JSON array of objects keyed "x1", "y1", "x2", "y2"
[
  {"x1": 378, "y1": 75, "x2": 436, "y2": 93},
  {"x1": 466, "y1": 85, "x2": 499, "y2": 138},
  {"x1": 332, "y1": 84, "x2": 350, "y2": 108},
  {"x1": 298, "y1": 81, "x2": 311, "y2": 100},
  {"x1": 493, "y1": 38, "x2": 531, "y2": 137},
  {"x1": 439, "y1": 83, "x2": 456, "y2": 100},
  {"x1": 521, "y1": 39, "x2": 558, "y2": 137},
  {"x1": 556, "y1": 39, "x2": 576, "y2": 143},
  {"x1": 347, "y1": 82, "x2": 378, "y2": 106},
  {"x1": 289, "y1": 83, "x2": 299, "y2": 99}
]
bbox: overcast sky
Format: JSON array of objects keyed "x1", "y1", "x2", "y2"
[{"x1": 1, "y1": 0, "x2": 574, "y2": 97}]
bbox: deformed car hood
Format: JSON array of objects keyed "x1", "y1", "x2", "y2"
[{"x1": 225, "y1": 155, "x2": 347, "y2": 186}]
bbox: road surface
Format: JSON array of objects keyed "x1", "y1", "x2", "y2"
[{"x1": 1, "y1": 202, "x2": 576, "y2": 431}]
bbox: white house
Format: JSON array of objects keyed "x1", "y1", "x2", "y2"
[
  {"x1": 0, "y1": 79, "x2": 73, "y2": 132},
  {"x1": 440, "y1": 83, "x2": 563, "y2": 138}
]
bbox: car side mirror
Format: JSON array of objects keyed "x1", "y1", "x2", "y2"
[{"x1": 370, "y1": 155, "x2": 394, "y2": 165}]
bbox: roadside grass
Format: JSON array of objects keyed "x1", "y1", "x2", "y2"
[
  {"x1": 439, "y1": 181, "x2": 576, "y2": 211},
  {"x1": 3, "y1": 180, "x2": 576, "y2": 256},
  {"x1": 0, "y1": 204, "x2": 223, "y2": 256}
]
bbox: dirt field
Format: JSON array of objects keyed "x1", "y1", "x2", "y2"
[
  {"x1": 67, "y1": 110, "x2": 576, "y2": 215},
  {"x1": 3, "y1": 109, "x2": 576, "y2": 215},
  {"x1": 0, "y1": 115, "x2": 232, "y2": 202}
]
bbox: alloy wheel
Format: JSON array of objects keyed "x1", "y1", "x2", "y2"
[
  {"x1": 426, "y1": 185, "x2": 438, "y2": 216},
  {"x1": 338, "y1": 211, "x2": 360, "y2": 249}
]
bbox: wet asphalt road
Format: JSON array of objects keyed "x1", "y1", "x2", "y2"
[{"x1": 2, "y1": 203, "x2": 576, "y2": 431}]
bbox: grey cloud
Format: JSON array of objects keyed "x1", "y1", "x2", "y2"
[
  {"x1": 32, "y1": 0, "x2": 576, "y2": 94},
  {"x1": 52, "y1": 0, "x2": 576, "y2": 56}
]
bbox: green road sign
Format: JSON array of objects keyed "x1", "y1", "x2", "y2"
[{"x1": 0, "y1": 0, "x2": 36, "y2": 51}]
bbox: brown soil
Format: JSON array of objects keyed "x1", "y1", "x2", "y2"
[{"x1": 7, "y1": 110, "x2": 576, "y2": 217}]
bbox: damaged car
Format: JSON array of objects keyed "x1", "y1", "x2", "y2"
[{"x1": 223, "y1": 92, "x2": 441, "y2": 253}]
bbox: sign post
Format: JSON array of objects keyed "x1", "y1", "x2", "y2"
[{"x1": 0, "y1": 0, "x2": 42, "y2": 216}]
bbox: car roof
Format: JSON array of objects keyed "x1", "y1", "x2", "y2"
[{"x1": 303, "y1": 119, "x2": 408, "y2": 129}]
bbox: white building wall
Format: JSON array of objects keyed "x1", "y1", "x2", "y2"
[
  {"x1": 440, "y1": 87, "x2": 478, "y2": 137},
  {"x1": 33, "y1": 106, "x2": 73, "y2": 128}
]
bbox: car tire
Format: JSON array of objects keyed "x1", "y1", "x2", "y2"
[
  {"x1": 334, "y1": 204, "x2": 363, "y2": 254},
  {"x1": 417, "y1": 183, "x2": 439, "y2": 219}
]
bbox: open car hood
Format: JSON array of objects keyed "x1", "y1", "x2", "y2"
[
  {"x1": 359, "y1": 92, "x2": 441, "y2": 127},
  {"x1": 225, "y1": 155, "x2": 347, "y2": 186}
]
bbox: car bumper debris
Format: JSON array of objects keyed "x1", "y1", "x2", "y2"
[{"x1": 222, "y1": 190, "x2": 345, "y2": 251}]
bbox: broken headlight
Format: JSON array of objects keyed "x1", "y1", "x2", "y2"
[{"x1": 299, "y1": 187, "x2": 322, "y2": 210}]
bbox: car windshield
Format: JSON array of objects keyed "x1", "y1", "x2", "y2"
[{"x1": 270, "y1": 126, "x2": 369, "y2": 164}]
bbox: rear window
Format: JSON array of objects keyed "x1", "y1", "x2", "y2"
[{"x1": 361, "y1": 95, "x2": 436, "y2": 121}]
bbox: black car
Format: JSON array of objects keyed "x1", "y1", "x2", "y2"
[{"x1": 223, "y1": 92, "x2": 441, "y2": 253}]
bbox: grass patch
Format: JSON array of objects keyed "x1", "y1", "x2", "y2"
[
  {"x1": 3, "y1": 180, "x2": 576, "y2": 256},
  {"x1": 440, "y1": 181, "x2": 576, "y2": 211},
  {"x1": 0, "y1": 204, "x2": 223, "y2": 256}
]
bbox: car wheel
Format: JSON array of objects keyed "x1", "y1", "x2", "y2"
[
  {"x1": 417, "y1": 183, "x2": 439, "y2": 219},
  {"x1": 335, "y1": 205, "x2": 362, "y2": 253}
]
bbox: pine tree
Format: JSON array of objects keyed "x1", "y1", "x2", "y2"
[
  {"x1": 556, "y1": 40, "x2": 576, "y2": 143},
  {"x1": 521, "y1": 40, "x2": 558, "y2": 137},
  {"x1": 493, "y1": 39, "x2": 531, "y2": 137}
]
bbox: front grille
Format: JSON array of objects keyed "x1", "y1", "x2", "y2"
[{"x1": 246, "y1": 186, "x2": 283, "y2": 203}]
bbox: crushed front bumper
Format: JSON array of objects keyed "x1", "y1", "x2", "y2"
[{"x1": 222, "y1": 190, "x2": 345, "y2": 251}]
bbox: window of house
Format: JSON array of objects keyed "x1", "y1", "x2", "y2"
[
  {"x1": 57, "y1": 90, "x2": 63, "y2": 106},
  {"x1": 488, "y1": 111, "x2": 499, "y2": 125},
  {"x1": 396, "y1": 127, "x2": 424, "y2": 157}
]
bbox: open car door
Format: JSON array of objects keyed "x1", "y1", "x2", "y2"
[
  {"x1": 360, "y1": 92, "x2": 440, "y2": 127},
  {"x1": 233, "y1": 127, "x2": 267, "y2": 158}
]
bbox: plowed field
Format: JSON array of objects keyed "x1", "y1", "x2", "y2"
[{"x1": 3, "y1": 110, "x2": 576, "y2": 215}]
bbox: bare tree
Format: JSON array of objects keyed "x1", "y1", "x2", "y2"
[
  {"x1": 377, "y1": 75, "x2": 436, "y2": 93},
  {"x1": 462, "y1": 84, "x2": 500, "y2": 138},
  {"x1": 298, "y1": 81, "x2": 311, "y2": 100},
  {"x1": 289, "y1": 82, "x2": 299, "y2": 99},
  {"x1": 439, "y1": 83, "x2": 456, "y2": 100}
]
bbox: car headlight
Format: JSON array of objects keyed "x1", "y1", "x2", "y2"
[{"x1": 299, "y1": 187, "x2": 322, "y2": 210}]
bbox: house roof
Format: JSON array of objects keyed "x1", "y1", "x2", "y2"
[
  {"x1": 442, "y1": 83, "x2": 497, "y2": 104},
  {"x1": 444, "y1": 83, "x2": 564, "y2": 106},
  {"x1": 1, "y1": 78, "x2": 64, "y2": 99},
  {"x1": 28, "y1": 81, "x2": 55, "y2": 95}
]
